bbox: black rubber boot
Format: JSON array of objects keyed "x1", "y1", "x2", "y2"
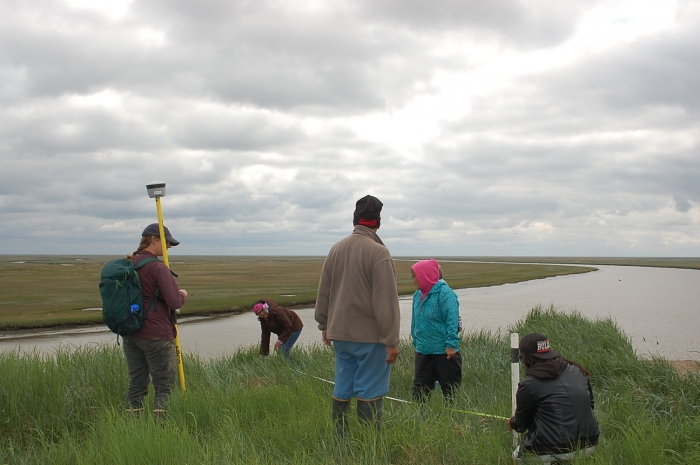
[
  {"x1": 332, "y1": 398, "x2": 350, "y2": 437},
  {"x1": 357, "y1": 397, "x2": 382, "y2": 431}
]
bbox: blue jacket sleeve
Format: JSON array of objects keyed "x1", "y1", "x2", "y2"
[
  {"x1": 411, "y1": 290, "x2": 420, "y2": 348},
  {"x1": 441, "y1": 287, "x2": 460, "y2": 349}
]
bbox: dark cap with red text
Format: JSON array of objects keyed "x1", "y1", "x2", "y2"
[{"x1": 519, "y1": 333, "x2": 560, "y2": 359}]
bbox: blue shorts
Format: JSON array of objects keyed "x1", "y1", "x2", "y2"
[{"x1": 333, "y1": 341, "x2": 391, "y2": 400}]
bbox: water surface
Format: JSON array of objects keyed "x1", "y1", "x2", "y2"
[{"x1": 1, "y1": 265, "x2": 697, "y2": 360}]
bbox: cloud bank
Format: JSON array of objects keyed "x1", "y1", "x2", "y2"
[{"x1": 1, "y1": 0, "x2": 698, "y2": 256}]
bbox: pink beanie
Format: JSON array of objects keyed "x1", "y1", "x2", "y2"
[{"x1": 252, "y1": 302, "x2": 268, "y2": 314}]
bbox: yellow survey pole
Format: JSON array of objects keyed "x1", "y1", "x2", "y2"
[{"x1": 147, "y1": 182, "x2": 186, "y2": 393}]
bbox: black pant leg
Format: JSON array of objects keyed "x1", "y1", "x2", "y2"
[
  {"x1": 436, "y1": 352, "x2": 462, "y2": 400},
  {"x1": 412, "y1": 353, "x2": 436, "y2": 401}
]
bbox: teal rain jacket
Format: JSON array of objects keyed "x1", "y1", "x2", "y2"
[{"x1": 411, "y1": 279, "x2": 461, "y2": 355}]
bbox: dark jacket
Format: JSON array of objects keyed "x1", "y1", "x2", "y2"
[
  {"x1": 511, "y1": 363, "x2": 600, "y2": 454},
  {"x1": 258, "y1": 299, "x2": 303, "y2": 355},
  {"x1": 132, "y1": 251, "x2": 186, "y2": 341}
]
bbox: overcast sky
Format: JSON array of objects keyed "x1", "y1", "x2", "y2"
[{"x1": 1, "y1": 0, "x2": 698, "y2": 257}]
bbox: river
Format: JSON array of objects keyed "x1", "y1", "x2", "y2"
[{"x1": 1, "y1": 265, "x2": 698, "y2": 360}]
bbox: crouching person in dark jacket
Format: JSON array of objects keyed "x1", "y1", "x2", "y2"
[
  {"x1": 507, "y1": 333, "x2": 600, "y2": 463},
  {"x1": 253, "y1": 299, "x2": 303, "y2": 358}
]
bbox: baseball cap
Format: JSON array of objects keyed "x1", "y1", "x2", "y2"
[
  {"x1": 519, "y1": 333, "x2": 560, "y2": 360},
  {"x1": 142, "y1": 223, "x2": 180, "y2": 246}
]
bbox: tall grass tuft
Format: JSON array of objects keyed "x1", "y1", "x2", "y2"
[{"x1": 1, "y1": 307, "x2": 698, "y2": 464}]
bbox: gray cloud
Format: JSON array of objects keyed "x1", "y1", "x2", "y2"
[
  {"x1": 356, "y1": 0, "x2": 590, "y2": 48},
  {"x1": 673, "y1": 195, "x2": 693, "y2": 213},
  {"x1": 0, "y1": 0, "x2": 698, "y2": 256},
  {"x1": 1, "y1": 0, "x2": 440, "y2": 115}
]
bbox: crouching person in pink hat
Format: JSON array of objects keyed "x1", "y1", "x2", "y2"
[
  {"x1": 508, "y1": 333, "x2": 600, "y2": 463},
  {"x1": 252, "y1": 299, "x2": 303, "y2": 358}
]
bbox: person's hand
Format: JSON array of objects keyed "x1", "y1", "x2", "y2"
[
  {"x1": 274, "y1": 341, "x2": 282, "y2": 351},
  {"x1": 322, "y1": 330, "x2": 332, "y2": 346},
  {"x1": 179, "y1": 289, "x2": 188, "y2": 298},
  {"x1": 506, "y1": 417, "x2": 513, "y2": 430},
  {"x1": 445, "y1": 347, "x2": 456, "y2": 359},
  {"x1": 385, "y1": 346, "x2": 399, "y2": 364}
]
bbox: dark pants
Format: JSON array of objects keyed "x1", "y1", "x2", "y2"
[
  {"x1": 122, "y1": 336, "x2": 177, "y2": 410},
  {"x1": 413, "y1": 352, "x2": 463, "y2": 401}
]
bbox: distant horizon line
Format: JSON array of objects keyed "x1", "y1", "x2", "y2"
[{"x1": 1, "y1": 254, "x2": 698, "y2": 259}]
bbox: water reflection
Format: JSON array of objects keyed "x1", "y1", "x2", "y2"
[{"x1": 1, "y1": 265, "x2": 698, "y2": 360}]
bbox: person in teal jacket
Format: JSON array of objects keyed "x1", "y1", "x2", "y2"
[{"x1": 410, "y1": 259, "x2": 462, "y2": 401}]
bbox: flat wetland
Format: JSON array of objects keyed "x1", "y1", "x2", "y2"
[
  {"x1": 1, "y1": 258, "x2": 699, "y2": 463},
  {"x1": 0, "y1": 255, "x2": 607, "y2": 330}
]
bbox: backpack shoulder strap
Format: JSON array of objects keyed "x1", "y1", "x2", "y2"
[
  {"x1": 134, "y1": 257, "x2": 159, "y2": 270},
  {"x1": 133, "y1": 257, "x2": 161, "y2": 316}
]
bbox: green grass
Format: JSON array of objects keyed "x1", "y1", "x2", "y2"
[
  {"x1": 1, "y1": 307, "x2": 698, "y2": 464},
  {"x1": 0, "y1": 255, "x2": 596, "y2": 329}
]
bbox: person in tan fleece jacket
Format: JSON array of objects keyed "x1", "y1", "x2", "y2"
[{"x1": 315, "y1": 195, "x2": 401, "y2": 434}]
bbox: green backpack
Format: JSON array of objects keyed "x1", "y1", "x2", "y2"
[{"x1": 99, "y1": 257, "x2": 159, "y2": 342}]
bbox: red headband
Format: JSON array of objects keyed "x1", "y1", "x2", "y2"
[{"x1": 358, "y1": 218, "x2": 378, "y2": 227}]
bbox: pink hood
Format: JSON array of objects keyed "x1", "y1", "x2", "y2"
[{"x1": 412, "y1": 259, "x2": 440, "y2": 299}]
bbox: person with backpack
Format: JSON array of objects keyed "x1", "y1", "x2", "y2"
[
  {"x1": 252, "y1": 299, "x2": 303, "y2": 358},
  {"x1": 122, "y1": 223, "x2": 187, "y2": 417},
  {"x1": 410, "y1": 259, "x2": 462, "y2": 402}
]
